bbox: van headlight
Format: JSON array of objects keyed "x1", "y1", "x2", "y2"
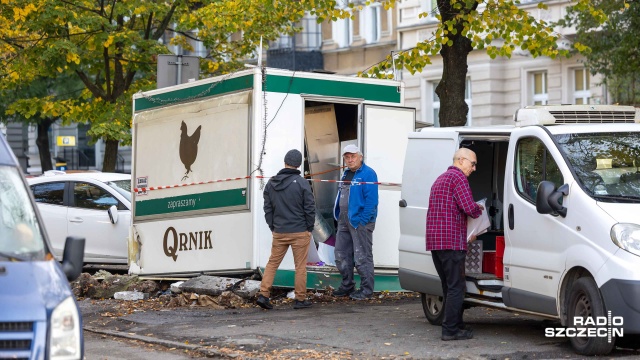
[
  {"x1": 49, "y1": 296, "x2": 81, "y2": 360},
  {"x1": 611, "y1": 223, "x2": 640, "y2": 257}
]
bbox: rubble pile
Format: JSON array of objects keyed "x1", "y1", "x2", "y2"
[{"x1": 72, "y1": 271, "x2": 419, "y2": 312}]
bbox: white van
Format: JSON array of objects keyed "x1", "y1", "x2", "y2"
[{"x1": 398, "y1": 105, "x2": 640, "y2": 355}]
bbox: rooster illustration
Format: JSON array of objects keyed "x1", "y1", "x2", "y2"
[{"x1": 179, "y1": 121, "x2": 202, "y2": 181}]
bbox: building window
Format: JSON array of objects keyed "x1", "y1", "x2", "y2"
[
  {"x1": 573, "y1": 68, "x2": 591, "y2": 105},
  {"x1": 430, "y1": 78, "x2": 472, "y2": 127},
  {"x1": 423, "y1": 0, "x2": 439, "y2": 18},
  {"x1": 531, "y1": 71, "x2": 548, "y2": 105},
  {"x1": 333, "y1": 17, "x2": 352, "y2": 48},
  {"x1": 367, "y1": 5, "x2": 380, "y2": 43},
  {"x1": 271, "y1": 15, "x2": 322, "y2": 50}
]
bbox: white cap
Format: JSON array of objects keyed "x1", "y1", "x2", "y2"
[{"x1": 342, "y1": 144, "x2": 361, "y2": 155}]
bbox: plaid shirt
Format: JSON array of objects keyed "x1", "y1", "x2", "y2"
[{"x1": 426, "y1": 166, "x2": 482, "y2": 251}]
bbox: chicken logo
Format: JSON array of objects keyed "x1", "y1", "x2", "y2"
[{"x1": 179, "y1": 121, "x2": 202, "y2": 181}]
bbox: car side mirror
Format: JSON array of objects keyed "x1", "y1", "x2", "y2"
[
  {"x1": 108, "y1": 205, "x2": 119, "y2": 224},
  {"x1": 536, "y1": 181, "x2": 569, "y2": 218},
  {"x1": 61, "y1": 236, "x2": 85, "y2": 282}
]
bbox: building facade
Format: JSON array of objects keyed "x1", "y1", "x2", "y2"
[
  {"x1": 321, "y1": 3, "x2": 398, "y2": 76},
  {"x1": 396, "y1": 0, "x2": 607, "y2": 126}
]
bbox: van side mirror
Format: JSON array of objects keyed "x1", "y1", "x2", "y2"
[
  {"x1": 536, "y1": 181, "x2": 569, "y2": 218},
  {"x1": 61, "y1": 236, "x2": 85, "y2": 282},
  {"x1": 108, "y1": 205, "x2": 119, "y2": 224}
]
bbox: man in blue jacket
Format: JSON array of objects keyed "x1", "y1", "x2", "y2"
[{"x1": 333, "y1": 144, "x2": 379, "y2": 300}]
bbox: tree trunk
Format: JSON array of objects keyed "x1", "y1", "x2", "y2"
[
  {"x1": 102, "y1": 139, "x2": 119, "y2": 172},
  {"x1": 436, "y1": 0, "x2": 476, "y2": 128},
  {"x1": 36, "y1": 118, "x2": 55, "y2": 172}
]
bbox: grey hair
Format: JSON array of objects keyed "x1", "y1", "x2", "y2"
[{"x1": 453, "y1": 148, "x2": 474, "y2": 163}]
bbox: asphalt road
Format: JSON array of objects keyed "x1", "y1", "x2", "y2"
[
  {"x1": 80, "y1": 295, "x2": 640, "y2": 359},
  {"x1": 84, "y1": 331, "x2": 201, "y2": 360}
]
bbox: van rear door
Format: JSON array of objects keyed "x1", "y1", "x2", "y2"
[{"x1": 399, "y1": 130, "x2": 459, "y2": 277}]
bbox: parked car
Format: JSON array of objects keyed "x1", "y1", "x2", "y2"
[
  {"x1": 27, "y1": 171, "x2": 131, "y2": 264},
  {"x1": 0, "y1": 135, "x2": 85, "y2": 359}
]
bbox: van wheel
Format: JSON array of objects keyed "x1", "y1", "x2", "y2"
[
  {"x1": 566, "y1": 277, "x2": 615, "y2": 355},
  {"x1": 421, "y1": 293, "x2": 444, "y2": 325}
]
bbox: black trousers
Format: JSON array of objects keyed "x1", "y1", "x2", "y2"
[{"x1": 431, "y1": 250, "x2": 467, "y2": 336}]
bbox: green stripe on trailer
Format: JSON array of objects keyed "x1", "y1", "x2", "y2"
[
  {"x1": 134, "y1": 73, "x2": 401, "y2": 112},
  {"x1": 265, "y1": 268, "x2": 404, "y2": 292},
  {"x1": 264, "y1": 75, "x2": 401, "y2": 103},
  {"x1": 135, "y1": 188, "x2": 246, "y2": 216},
  {"x1": 134, "y1": 75, "x2": 254, "y2": 112}
]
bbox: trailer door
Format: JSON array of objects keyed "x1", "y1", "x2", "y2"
[{"x1": 362, "y1": 104, "x2": 415, "y2": 268}]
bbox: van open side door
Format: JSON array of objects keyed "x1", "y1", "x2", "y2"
[{"x1": 399, "y1": 129, "x2": 459, "y2": 279}]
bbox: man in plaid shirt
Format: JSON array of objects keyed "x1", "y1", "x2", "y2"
[{"x1": 426, "y1": 147, "x2": 483, "y2": 341}]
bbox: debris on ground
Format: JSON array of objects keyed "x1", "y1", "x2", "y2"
[
  {"x1": 113, "y1": 291, "x2": 149, "y2": 301},
  {"x1": 72, "y1": 271, "x2": 420, "y2": 314}
]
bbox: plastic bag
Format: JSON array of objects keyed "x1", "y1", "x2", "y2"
[
  {"x1": 467, "y1": 198, "x2": 490, "y2": 242},
  {"x1": 317, "y1": 241, "x2": 336, "y2": 266}
]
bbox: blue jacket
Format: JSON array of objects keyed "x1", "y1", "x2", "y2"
[{"x1": 333, "y1": 162, "x2": 378, "y2": 228}]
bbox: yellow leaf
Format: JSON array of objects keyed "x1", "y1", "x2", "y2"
[{"x1": 104, "y1": 35, "x2": 114, "y2": 48}]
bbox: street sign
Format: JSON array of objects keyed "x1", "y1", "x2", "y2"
[
  {"x1": 157, "y1": 55, "x2": 200, "y2": 89},
  {"x1": 56, "y1": 136, "x2": 76, "y2": 146}
]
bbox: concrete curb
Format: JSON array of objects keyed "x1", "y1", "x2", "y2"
[{"x1": 84, "y1": 325, "x2": 239, "y2": 358}]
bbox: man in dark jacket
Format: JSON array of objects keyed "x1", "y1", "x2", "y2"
[{"x1": 257, "y1": 149, "x2": 315, "y2": 310}]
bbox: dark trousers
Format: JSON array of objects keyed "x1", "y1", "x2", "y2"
[
  {"x1": 334, "y1": 221, "x2": 375, "y2": 296},
  {"x1": 431, "y1": 250, "x2": 467, "y2": 336}
]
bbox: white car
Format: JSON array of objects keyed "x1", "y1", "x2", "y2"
[{"x1": 28, "y1": 171, "x2": 131, "y2": 264}]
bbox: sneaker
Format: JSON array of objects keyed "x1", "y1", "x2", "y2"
[
  {"x1": 293, "y1": 299, "x2": 313, "y2": 309},
  {"x1": 349, "y1": 290, "x2": 372, "y2": 301},
  {"x1": 256, "y1": 295, "x2": 273, "y2": 310},
  {"x1": 441, "y1": 329, "x2": 474, "y2": 341},
  {"x1": 332, "y1": 287, "x2": 354, "y2": 297}
]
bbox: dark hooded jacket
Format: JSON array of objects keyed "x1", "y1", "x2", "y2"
[{"x1": 264, "y1": 168, "x2": 315, "y2": 233}]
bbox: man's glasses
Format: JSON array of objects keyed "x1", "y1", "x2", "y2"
[{"x1": 460, "y1": 157, "x2": 477, "y2": 167}]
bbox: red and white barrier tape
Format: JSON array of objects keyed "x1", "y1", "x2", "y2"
[
  {"x1": 134, "y1": 176, "x2": 251, "y2": 192},
  {"x1": 134, "y1": 175, "x2": 400, "y2": 193}
]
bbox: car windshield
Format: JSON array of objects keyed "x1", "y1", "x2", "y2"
[
  {"x1": 107, "y1": 179, "x2": 131, "y2": 202},
  {"x1": 0, "y1": 166, "x2": 47, "y2": 261},
  {"x1": 554, "y1": 132, "x2": 640, "y2": 203}
]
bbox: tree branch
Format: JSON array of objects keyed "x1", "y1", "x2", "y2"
[
  {"x1": 75, "y1": 70, "x2": 106, "y2": 99},
  {"x1": 152, "y1": 2, "x2": 179, "y2": 40}
]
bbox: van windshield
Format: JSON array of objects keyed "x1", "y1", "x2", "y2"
[
  {"x1": 0, "y1": 166, "x2": 47, "y2": 260},
  {"x1": 555, "y1": 132, "x2": 640, "y2": 203}
]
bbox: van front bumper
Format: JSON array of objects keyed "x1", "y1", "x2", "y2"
[{"x1": 600, "y1": 279, "x2": 640, "y2": 334}]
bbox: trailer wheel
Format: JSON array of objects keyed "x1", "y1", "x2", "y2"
[
  {"x1": 421, "y1": 293, "x2": 444, "y2": 325},
  {"x1": 566, "y1": 277, "x2": 615, "y2": 355}
]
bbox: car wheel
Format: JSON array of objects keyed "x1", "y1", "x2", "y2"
[
  {"x1": 567, "y1": 277, "x2": 615, "y2": 355},
  {"x1": 421, "y1": 293, "x2": 444, "y2": 325}
]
